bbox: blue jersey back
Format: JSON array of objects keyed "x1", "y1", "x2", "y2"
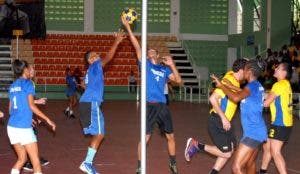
[
  {"x1": 240, "y1": 80, "x2": 267, "y2": 142},
  {"x1": 66, "y1": 75, "x2": 77, "y2": 91},
  {"x1": 80, "y1": 59, "x2": 104, "y2": 104},
  {"x1": 144, "y1": 59, "x2": 171, "y2": 103},
  {"x1": 8, "y1": 78, "x2": 35, "y2": 128}
]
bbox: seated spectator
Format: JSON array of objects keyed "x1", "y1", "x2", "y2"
[{"x1": 128, "y1": 71, "x2": 137, "y2": 93}]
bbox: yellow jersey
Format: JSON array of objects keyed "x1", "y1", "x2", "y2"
[
  {"x1": 270, "y1": 79, "x2": 293, "y2": 126},
  {"x1": 210, "y1": 71, "x2": 239, "y2": 121}
]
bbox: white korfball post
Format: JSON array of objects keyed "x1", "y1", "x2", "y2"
[{"x1": 141, "y1": 0, "x2": 148, "y2": 174}]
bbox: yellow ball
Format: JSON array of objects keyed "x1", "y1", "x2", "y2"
[{"x1": 122, "y1": 8, "x2": 137, "y2": 24}]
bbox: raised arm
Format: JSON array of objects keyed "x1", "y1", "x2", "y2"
[
  {"x1": 102, "y1": 29, "x2": 126, "y2": 66},
  {"x1": 163, "y1": 56, "x2": 182, "y2": 85},
  {"x1": 211, "y1": 74, "x2": 249, "y2": 103},
  {"x1": 121, "y1": 16, "x2": 141, "y2": 61}
]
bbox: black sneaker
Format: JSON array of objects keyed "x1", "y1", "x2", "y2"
[
  {"x1": 40, "y1": 157, "x2": 50, "y2": 166},
  {"x1": 23, "y1": 161, "x2": 33, "y2": 171},
  {"x1": 64, "y1": 110, "x2": 69, "y2": 117},
  {"x1": 69, "y1": 114, "x2": 76, "y2": 119},
  {"x1": 169, "y1": 163, "x2": 178, "y2": 174}
]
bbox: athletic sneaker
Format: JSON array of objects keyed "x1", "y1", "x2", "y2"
[
  {"x1": 23, "y1": 162, "x2": 33, "y2": 171},
  {"x1": 23, "y1": 158, "x2": 49, "y2": 171},
  {"x1": 64, "y1": 110, "x2": 69, "y2": 117},
  {"x1": 169, "y1": 163, "x2": 178, "y2": 174},
  {"x1": 184, "y1": 138, "x2": 199, "y2": 162},
  {"x1": 79, "y1": 161, "x2": 99, "y2": 174},
  {"x1": 40, "y1": 157, "x2": 50, "y2": 166},
  {"x1": 69, "y1": 114, "x2": 76, "y2": 119}
]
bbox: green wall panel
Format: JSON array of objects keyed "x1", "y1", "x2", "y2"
[
  {"x1": 94, "y1": 0, "x2": 170, "y2": 33},
  {"x1": 184, "y1": 40, "x2": 228, "y2": 75},
  {"x1": 45, "y1": 0, "x2": 84, "y2": 31},
  {"x1": 180, "y1": 0, "x2": 228, "y2": 34}
]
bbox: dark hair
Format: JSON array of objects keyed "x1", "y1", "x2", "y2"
[
  {"x1": 83, "y1": 50, "x2": 92, "y2": 67},
  {"x1": 12, "y1": 59, "x2": 28, "y2": 78},
  {"x1": 246, "y1": 59, "x2": 266, "y2": 78},
  {"x1": 232, "y1": 58, "x2": 248, "y2": 72},
  {"x1": 281, "y1": 63, "x2": 293, "y2": 80}
]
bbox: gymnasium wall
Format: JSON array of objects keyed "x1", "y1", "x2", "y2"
[
  {"x1": 180, "y1": 0, "x2": 228, "y2": 35},
  {"x1": 228, "y1": 0, "x2": 292, "y2": 58},
  {"x1": 94, "y1": 0, "x2": 170, "y2": 33},
  {"x1": 45, "y1": 0, "x2": 84, "y2": 31},
  {"x1": 183, "y1": 40, "x2": 228, "y2": 75}
]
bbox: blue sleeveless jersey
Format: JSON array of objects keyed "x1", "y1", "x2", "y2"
[
  {"x1": 8, "y1": 78, "x2": 35, "y2": 128},
  {"x1": 142, "y1": 59, "x2": 171, "y2": 103},
  {"x1": 80, "y1": 59, "x2": 104, "y2": 104},
  {"x1": 240, "y1": 80, "x2": 267, "y2": 142}
]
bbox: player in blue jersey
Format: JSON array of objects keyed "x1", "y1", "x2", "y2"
[
  {"x1": 64, "y1": 67, "x2": 77, "y2": 118},
  {"x1": 7, "y1": 59, "x2": 56, "y2": 174},
  {"x1": 22, "y1": 64, "x2": 50, "y2": 171},
  {"x1": 211, "y1": 59, "x2": 267, "y2": 174},
  {"x1": 78, "y1": 29, "x2": 126, "y2": 174},
  {"x1": 122, "y1": 17, "x2": 183, "y2": 174}
]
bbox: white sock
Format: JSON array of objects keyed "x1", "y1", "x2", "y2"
[
  {"x1": 66, "y1": 107, "x2": 70, "y2": 111},
  {"x1": 11, "y1": 168, "x2": 20, "y2": 174},
  {"x1": 69, "y1": 110, "x2": 73, "y2": 115}
]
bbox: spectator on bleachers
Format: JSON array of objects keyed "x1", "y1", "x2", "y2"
[{"x1": 0, "y1": 110, "x2": 3, "y2": 118}]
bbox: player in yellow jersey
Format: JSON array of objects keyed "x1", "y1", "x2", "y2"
[
  {"x1": 184, "y1": 58, "x2": 248, "y2": 174},
  {"x1": 259, "y1": 63, "x2": 293, "y2": 174}
]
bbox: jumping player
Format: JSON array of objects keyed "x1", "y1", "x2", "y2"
[
  {"x1": 121, "y1": 16, "x2": 182, "y2": 174},
  {"x1": 78, "y1": 29, "x2": 126, "y2": 174}
]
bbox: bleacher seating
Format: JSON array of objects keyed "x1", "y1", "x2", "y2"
[{"x1": 12, "y1": 34, "x2": 176, "y2": 86}]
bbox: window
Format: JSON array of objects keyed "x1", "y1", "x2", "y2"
[
  {"x1": 253, "y1": 0, "x2": 262, "y2": 32},
  {"x1": 237, "y1": 0, "x2": 243, "y2": 34}
]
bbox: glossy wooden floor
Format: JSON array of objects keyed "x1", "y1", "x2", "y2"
[{"x1": 0, "y1": 100, "x2": 299, "y2": 174}]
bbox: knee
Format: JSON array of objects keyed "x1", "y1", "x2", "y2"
[
  {"x1": 166, "y1": 134, "x2": 175, "y2": 142},
  {"x1": 231, "y1": 162, "x2": 241, "y2": 174},
  {"x1": 17, "y1": 155, "x2": 27, "y2": 164},
  {"x1": 271, "y1": 148, "x2": 281, "y2": 157},
  {"x1": 223, "y1": 151, "x2": 233, "y2": 158}
]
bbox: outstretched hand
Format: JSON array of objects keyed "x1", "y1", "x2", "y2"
[
  {"x1": 162, "y1": 56, "x2": 175, "y2": 67},
  {"x1": 114, "y1": 28, "x2": 126, "y2": 43},
  {"x1": 210, "y1": 74, "x2": 222, "y2": 87}
]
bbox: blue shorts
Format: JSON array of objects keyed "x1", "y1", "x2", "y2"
[
  {"x1": 240, "y1": 137, "x2": 262, "y2": 149},
  {"x1": 66, "y1": 88, "x2": 76, "y2": 97},
  {"x1": 79, "y1": 101, "x2": 105, "y2": 135}
]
